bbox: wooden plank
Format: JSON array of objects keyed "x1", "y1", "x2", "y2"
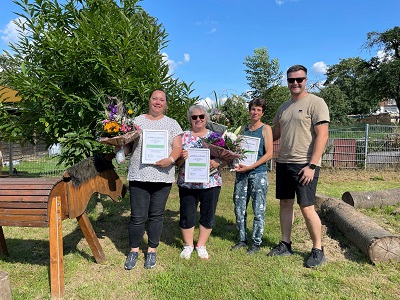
[
  {"x1": 0, "y1": 208, "x2": 48, "y2": 215},
  {"x1": 0, "y1": 202, "x2": 48, "y2": 209},
  {"x1": 0, "y1": 220, "x2": 48, "y2": 227},
  {"x1": 77, "y1": 213, "x2": 106, "y2": 263},
  {"x1": 0, "y1": 178, "x2": 60, "y2": 183},
  {"x1": 0, "y1": 196, "x2": 50, "y2": 202},
  {"x1": 0, "y1": 214, "x2": 48, "y2": 222},
  {"x1": 0, "y1": 189, "x2": 53, "y2": 195},
  {"x1": 49, "y1": 196, "x2": 64, "y2": 299},
  {"x1": 0, "y1": 226, "x2": 9, "y2": 256},
  {"x1": 0, "y1": 184, "x2": 56, "y2": 191}
]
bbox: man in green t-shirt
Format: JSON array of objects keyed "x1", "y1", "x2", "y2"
[{"x1": 268, "y1": 64, "x2": 330, "y2": 268}]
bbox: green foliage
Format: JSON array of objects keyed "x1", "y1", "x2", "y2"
[
  {"x1": 316, "y1": 85, "x2": 354, "y2": 126},
  {"x1": 325, "y1": 26, "x2": 400, "y2": 117},
  {"x1": 263, "y1": 85, "x2": 290, "y2": 125},
  {"x1": 243, "y1": 47, "x2": 286, "y2": 124},
  {"x1": 0, "y1": 0, "x2": 197, "y2": 166},
  {"x1": 324, "y1": 57, "x2": 376, "y2": 115},
  {"x1": 220, "y1": 94, "x2": 249, "y2": 128}
]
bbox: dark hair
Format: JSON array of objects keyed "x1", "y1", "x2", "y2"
[
  {"x1": 149, "y1": 89, "x2": 168, "y2": 102},
  {"x1": 287, "y1": 65, "x2": 307, "y2": 76},
  {"x1": 248, "y1": 98, "x2": 267, "y2": 113}
]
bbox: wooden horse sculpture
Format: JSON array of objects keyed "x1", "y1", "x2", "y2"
[{"x1": 0, "y1": 154, "x2": 126, "y2": 299}]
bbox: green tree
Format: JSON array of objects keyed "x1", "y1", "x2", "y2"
[
  {"x1": 0, "y1": 0, "x2": 196, "y2": 165},
  {"x1": 324, "y1": 57, "x2": 375, "y2": 114},
  {"x1": 243, "y1": 47, "x2": 285, "y2": 124},
  {"x1": 315, "y1": 85, "x2": 353, "y2": 126},
  {"x1": 363, "y1": 26, "x2": 400, "y2": 113},
  {"x1": 221, "y1": 94, "x2": 249, "y2": 128}
]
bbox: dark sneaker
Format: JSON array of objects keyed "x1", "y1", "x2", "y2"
[
  {"x1": 144, "y1": 252, "x2": 157, "y2": 269},
  {"x1": 305, "y1": 247, "x2": 326, "y2": 268},
  {"x1": 230, "y1": 241, "x2": 247, "y2": 251},
  {"x1": 246, "y1": 244, "x2": 261, "y2": 255},
  {"x1": 124, "y1": 251, "x2": 139, "y2": 270},
  {"x1": 267, "y1": 241, "x2": 294, "y2": 256}
]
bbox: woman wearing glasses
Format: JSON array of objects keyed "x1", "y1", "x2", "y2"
[
  {"x1": 175, "y1": 104, "x2": 226, "y2": 260},
  {"x1": 123, "y1": 89, "x2": 183, "y2": 270}
]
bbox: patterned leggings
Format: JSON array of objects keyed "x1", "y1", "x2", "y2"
[{"x1": 233, "y1": 172, "x2": 268, "y2": 246}]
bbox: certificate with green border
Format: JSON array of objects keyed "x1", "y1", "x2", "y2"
[
  {"x1": 184, "y1": 148, "x2": 210, "y2": 183},
  {"x1": 142, "y1": 130, "x2": 169, "y2": 164},
  {"x1": 239, "y1": 136, "x2": 260, "y2": 166}
]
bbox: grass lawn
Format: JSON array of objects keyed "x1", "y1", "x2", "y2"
[{"x1": 0, "y1": 169, "x2": 399, "y2": 299}]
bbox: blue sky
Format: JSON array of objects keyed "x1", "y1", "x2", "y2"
[{"x1": 1, "y1": 0, "x2": 400, "y2": 101}]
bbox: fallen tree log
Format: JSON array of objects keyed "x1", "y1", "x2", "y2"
[
  {"x1": 342, "y1": 188, "x2": 400, "y2": 208},
  {"x1": 315, "y1": 194, "x2": 400, "y2": 264}
]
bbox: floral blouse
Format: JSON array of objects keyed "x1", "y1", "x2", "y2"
[{"x1": 177, "y1": 130, "x2": 223, "y2": 189}]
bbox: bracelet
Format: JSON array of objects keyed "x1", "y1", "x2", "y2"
[{"x1": 169, "y1": 156, "x2": 175, "y2": 165}]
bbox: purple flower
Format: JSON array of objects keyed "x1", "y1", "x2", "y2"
[
  {"x1": 208, "y1": 132, "x2": 222, "y2": 141},
  {"x1": 215, "y1": 139, "x2": 226, "y2": 147}
]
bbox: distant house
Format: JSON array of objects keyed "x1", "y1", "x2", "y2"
[
  {"x1": 378, "y1": 98, "x2": 399, "y2": 115},
  {"x1": 0, "y1": 87, "x2": 22, "y2": 173},
  {"x1": 0, "y1": 86, "x2": 21, "y2": 103}
]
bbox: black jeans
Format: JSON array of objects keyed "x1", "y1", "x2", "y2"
[{"x1": 128, "y1": 181, "x2": 172, "y2": 248}]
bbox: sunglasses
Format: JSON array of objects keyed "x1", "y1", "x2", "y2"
[
  {"x1": 287, "y1": 77, "x2": 306, "y2": 83},
  {"x1": 191, "y1": 114, "x2": 205, "y2": 120}
]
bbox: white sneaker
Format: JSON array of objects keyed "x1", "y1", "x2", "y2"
[
  {"x1": 196, "y1": 245, "x2": 209, "y2": 260},
  {"x1": 180, "y1": 245, "x2": 194, "y2": 259}
]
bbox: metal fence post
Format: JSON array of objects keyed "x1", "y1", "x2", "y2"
[
  {"x1": 8, "y1": 141, "x2": 13, "y2": 176},
  {"x1": 364, "y1": 124, "x2": 369, "y2": 170}
]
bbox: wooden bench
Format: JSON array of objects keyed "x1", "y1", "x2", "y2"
[{"x1": 0, "y1": 155, "x2": 126, "y2": 299}]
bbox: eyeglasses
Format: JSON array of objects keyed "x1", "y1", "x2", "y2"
[
  {"x1": 191, "y1": 114, "x2": 205, "y2": 120},
  {"x1": 287, "y1": 77, "x2": 306, "y2": 83}
]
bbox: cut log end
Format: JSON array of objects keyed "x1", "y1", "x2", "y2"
[
  {"x1": 369, "y1": 236, "x2": 400, "y2": 264},
  {"x1": 341, "y1": 192, "x2": 354, "y2": 206},
  {"x1": 0, "y1": 270, "x2": 12, "y2": 300}
]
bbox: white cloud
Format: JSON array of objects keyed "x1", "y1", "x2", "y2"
[
  {"x1": 275, "y1": 0, "x2": 300, "y2": 6},
  {"x1": 162, "y1": 52, "x2": 190, "y2": 75},
  {"x1": 376, "y1": 49, "x2": 394, "y2": 62},
  {"x1": 162, "y1": 52, "x2": 177, "y2": 76},
  {"x1": 196, "y1": 20, "x2": 218, "y2": 34},
  {"x1": 183, "y1": 53, "x2": 190, "y2": 63},
  {"x1": 0, "y1": 18, "x2": 24, "y2": 44},
  {"x1": 196, "y1": 97, "x2": 214, "y2": 109},
  {"x1": 312, "y1": 61, "x2": 328, "y2": 75}
]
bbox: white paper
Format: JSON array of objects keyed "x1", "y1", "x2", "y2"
[
  {"x1": 142, "y1": 130, "x2": 169, "y2": 164},
  {"x1": 239, "y1": 136, "x2": 261, "y2": 166},
  {"x1": 184, "y1": 148, "x2": 210, "y2": 183}
]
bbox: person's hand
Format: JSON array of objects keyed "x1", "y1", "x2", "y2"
[
  {"x1": 234, "y1": 163, "x2": 252, "y2": 173},
  {"x1": 181, "y1": 149, "x2": 189, "y2": 160},
  {"x1": 154, "y1": 157, "x2": 174, "y2": 168},
  {"x1": 210, "y1": 159, "x2": 221, "y2": 172},
  {"x1": 298, "y1": 166, "x2": 315, "y2": 186}
]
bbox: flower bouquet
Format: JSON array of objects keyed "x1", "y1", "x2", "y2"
[
  {"x1": 201, "y1": 127, "x2": 245, "y2": 161},
  {"x1": 98, "y1": 97, "x2": 141, "y2": 164}
]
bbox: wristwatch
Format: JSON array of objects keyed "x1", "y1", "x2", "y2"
[{"x1": 308, "y1": 163, "x2": 317, "y2": 170}]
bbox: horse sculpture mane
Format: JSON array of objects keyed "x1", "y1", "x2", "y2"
[{"x1": 63, "y1": 153, "x2": 115, "y2": 187}]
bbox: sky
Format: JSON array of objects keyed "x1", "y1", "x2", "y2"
[{"x1": 1, "y1": 0, "x2": 400, "y2": 102}]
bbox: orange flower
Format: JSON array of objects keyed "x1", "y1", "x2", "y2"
[{"x1": 104, "y1": 121, "x2": 120, "y2": 133}]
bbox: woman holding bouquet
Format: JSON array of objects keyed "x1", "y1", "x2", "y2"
[
  {"x1": 175, "y1": 105, "x2": 227, "y2": 260},
  {"x1": 231, "y1": 98, "x2": 273, "y2": 254},
  {"x1": 123, "y1": 89, "x2": 183, "y2": 270}
]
